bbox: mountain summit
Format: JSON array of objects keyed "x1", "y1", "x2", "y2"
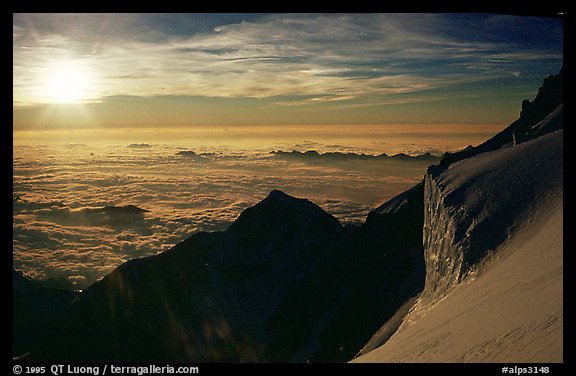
[{"x1": 228, "y1": 189, "x2": 342, "y2": 241}]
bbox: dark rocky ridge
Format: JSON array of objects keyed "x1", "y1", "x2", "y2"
[
  {"x1": 17, "y1": 186, "x2": 424, "y2": 362},
  {"x1": 13, "y1": 270, "x2": 79, "y2": 359},
  {"x1": 520, "y1": 66, "x2": 563, "y2": 132}
]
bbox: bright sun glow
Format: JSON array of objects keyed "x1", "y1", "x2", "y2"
[{"x1": 41, "y1": 61, "x2": 95, "y2": 104}]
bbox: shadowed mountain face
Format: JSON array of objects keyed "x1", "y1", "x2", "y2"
[
  {"x1": 22, "y1": 188, "x2": 424, "y2": 362},
  {"x1": 13, "y1": 270, "x2": 79, "y2": 359},
  {"x1": 302, "y1": 182, "x2": 425, "y2": 362}
]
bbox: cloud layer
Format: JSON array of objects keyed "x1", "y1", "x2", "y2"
[
  {"x1": 13, "y1": 136, "x2": 445, "y2": 289},
  {"x1": 13, "y1": 13, "x2": 563, "y2": 107}
]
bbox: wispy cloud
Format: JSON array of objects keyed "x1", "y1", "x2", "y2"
[{"x1": 13, "y1": 13, "x2": 562, "y2": 107}]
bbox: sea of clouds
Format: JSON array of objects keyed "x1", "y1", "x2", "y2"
[{"x1": 13, "y1": 141, "x2": 438, "y2": 289}]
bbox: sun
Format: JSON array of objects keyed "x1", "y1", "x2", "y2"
[{"x1": 40, "y1": 61, "x2": 95, "y2": 104}]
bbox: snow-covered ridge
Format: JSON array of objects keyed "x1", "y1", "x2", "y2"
[
  {"x1": 419, "y1": 128, "x2": 563, "y2": 310},
  {"x1": 413, "y1": 67, "x2": 563, "y2": 311},
  {"x1": 354, "y1": 122, "x2": 563, "y2": 363}
]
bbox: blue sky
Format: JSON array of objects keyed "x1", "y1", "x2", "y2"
[{"x1": 13, "y1": 13, "x2": 563, "y2": 127}]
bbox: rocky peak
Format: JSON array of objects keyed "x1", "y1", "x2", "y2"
[
  {"x1": 520, "y1": 66, "x2": 563, "y2": 131},
  {"x1": 227, "y1": 190, "x2": 342, "y2": 238},
  {"x1": 439, "y1": 66, "x2": 563, "y2": 167}
]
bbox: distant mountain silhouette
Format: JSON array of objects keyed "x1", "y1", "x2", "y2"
[{"x1": 270, "y1": 150, "x2": 439, "y2": 162}]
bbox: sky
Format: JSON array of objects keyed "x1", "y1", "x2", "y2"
[{"x1": 12, "y1": 13, "x2": 563, "y2": 130}]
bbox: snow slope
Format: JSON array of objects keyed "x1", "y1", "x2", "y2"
[{"x1": 354, "y1": 129, "x2": 563, "y2": 362}]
